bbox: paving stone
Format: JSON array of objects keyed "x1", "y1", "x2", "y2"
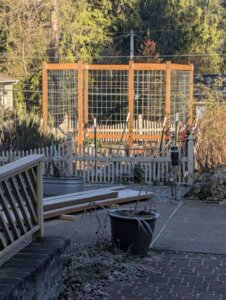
[
  {"x1": 182, "y1": 295, "x2": 199, "y2": 300},
  {"x1": 168, "y1": 276, "x2": 184, "y2": 285},
  {"x1": 208, "y1": 284, "x2": 226, "y2": 294},
  {"x1": 160, "y1": 295, "x2": 181, "y2": 300},
  {"x1": 156, "y1": 285, "x2": 171, "y2": 294},
  {"x1": 193, "y1": 282, "x2": 209, "y2": 291},
  {"x1": 218, "y1": 274, "x2": 226, "y2": 281},
  {"x1": 213, "y1": 268, "x2": 226, "y2": 274},
  {"x1": 179, "y1": 268, "x2": 196, "y2": 275},
  {"x1": 203, "y1": 275, "x2": 218, "y2": 281},
  {"x1": 182, "y1": 275, "x2": 204, "y2": 285},
  {"x1": 172, "y1": 285, "x2": 194, "y2": 294},
  {"x1": 149, "y1": 275, "x2": 169, "y2": 284},
  {"x1": 198, "y1": 295, "x2": 222, "y2": 300}
]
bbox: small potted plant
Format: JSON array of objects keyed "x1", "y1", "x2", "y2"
[{"x1": 109, "y1": 199, "x2": 159, "y2": 256}]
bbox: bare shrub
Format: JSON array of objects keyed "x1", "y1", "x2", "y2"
[{"x1": 195, "y1": 77, "x2": 226, "y2": 172}]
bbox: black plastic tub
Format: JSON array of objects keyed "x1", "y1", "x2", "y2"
[{"x1": 109, "y1": 208, "x2": 159, "y2": 255}]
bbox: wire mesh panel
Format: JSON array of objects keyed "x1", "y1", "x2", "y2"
[
  {"x1": 88, "y1": 69, "x2": 128, "y2": 126},
  {"x1": 171, "y1": 70, "x2": 190, "y2": 123},
  {"x1": 134, "y1": 70, "x2": 166, "y2": 123},
  {"x1": 47, "y1": 69, "x2": 78, "y2": 134},
  {"x1": 43, "y1": 62, "x2": 193, "y2": 144}
]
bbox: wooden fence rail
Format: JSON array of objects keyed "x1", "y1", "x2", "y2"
[{"x1": 0, "y1": 155, "x2": 44, "y2": 266}]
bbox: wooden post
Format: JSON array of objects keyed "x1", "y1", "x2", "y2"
[
  {"x1": 77, "y1": 62, "x2": 83, "y2": 145},
  {"x1": 128, "y1": 61, "x2": 134, "y2": 146},
  {"x1": 189, "y1": 64, "x2": 194, "y2": 125},
  {"x1": 138, "y1": 114, "x2": 142, "y2": 135},
  {"x1": 84, "y1": 66, "x2": 89, "y2": 138},
  {"x1": 165, "y1": 61, "x2": 171, "y2": 133},
  {"x1": 36, "y1": 157, "x2": 44, "y2": 237},
  {"x1": 94, "y1": 118, "x2": 97, "y2": 180},
  {"x1": 66, "y1": 132, "x2": 73, "y2": 175},
  {"x1": 187, "y1": 133, "x2": 194, "y2": 185},
  {"x1": 42, "y1": 62, "x2": 48, "y2": 134}
]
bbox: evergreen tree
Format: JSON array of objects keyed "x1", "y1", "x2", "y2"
[{"x1": 139, "y1": 0, "x2": 225, "y2": 73}]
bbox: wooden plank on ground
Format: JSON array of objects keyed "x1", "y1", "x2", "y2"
[
  {"x1": 44, "y1": 189, "x2": 153, "y2": 220},
  {"x1": 44, "y1": 186, "x2": 125, "y2": 203},
  {"x1": 43, "y1": 191, "x2": 118, "y2": 211},
  {"x1": 58, "y1": 215, "x2": 76, "y2": 221}
]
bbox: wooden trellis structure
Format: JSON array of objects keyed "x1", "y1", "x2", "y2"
[{"x1": 42, "y1": 61, "x2": 193, "y2": 145}]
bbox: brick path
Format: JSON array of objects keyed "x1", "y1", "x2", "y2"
[{"x1": 107, "y1": 250, "x2": 226, "y2": 300}]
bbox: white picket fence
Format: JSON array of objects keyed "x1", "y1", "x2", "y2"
[
  {"x1": 0, "y1": 144, "x2": 68, "y2": 176},
  {"x1": 74, "y1": 134, "x2": 193, "y2": 184},
  {"x1": 0, "y1": 134, "x2": 194, "y2": 184}
]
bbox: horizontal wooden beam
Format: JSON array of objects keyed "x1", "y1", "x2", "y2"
[
  {"x1": 75, "y1": 156, "x2": 173, "y2": 162},
  {"x1": 86, "y1": 65, "x2": 129, "y2": 71},
  {"x1": 45, "y1": 62, "x2": 193, "y2": 72},
  {"x1": 171, "y1": 64, "x2": 193, "y2": 71},
  {"x1": 47, "y1": 63, "x2": 78, "y2": 70},
  {"x1": 89, "y1": 133, "x2": 129, "y2": 139},
  {"x1": 133, "y1": 63, "x2": 166, "y2": 71},
  {"x1": 89, "y1": 133, "x2": 162, "y2": 140}
]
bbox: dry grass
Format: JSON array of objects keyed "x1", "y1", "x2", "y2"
[{"x1": 195, "y1": 102, "x2": 226, "y2": 172}]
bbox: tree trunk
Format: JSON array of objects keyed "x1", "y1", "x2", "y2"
[{"x1": 49, "y1": 0, "x2": 59, "y2": 63}]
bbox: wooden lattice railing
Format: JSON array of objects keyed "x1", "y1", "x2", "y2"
[{"x1": 0, "y1": 155, "x2": 44, "y2": 265}]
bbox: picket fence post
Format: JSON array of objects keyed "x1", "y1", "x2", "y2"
[
  {"x1": 187, "y1": 133, "x2": 194, "y2": 185},
  {"x1": 66, "y1": 132, "x2": 73, "y2": 175}
]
